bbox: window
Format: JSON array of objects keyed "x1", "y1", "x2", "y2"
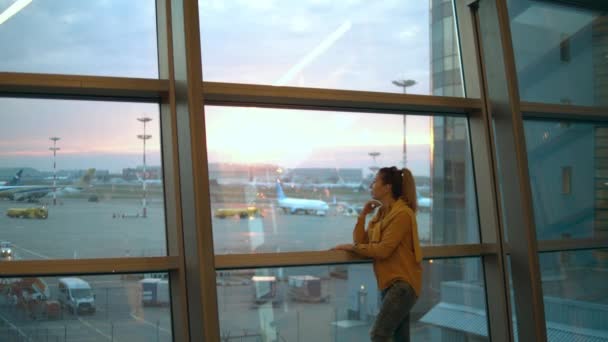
[
  {"x1": 508, "y1": 0, "x2": 604, "y2": 106},
  {"x1": 524, "y1": 119, "x2": 607, "y2": 240},
  {"x1": 199, "y1": 0, "x2": 463, "y2": 96},
  {"x1": 205, "y1": 106, "x2": 480, "y2": 253},
  {"x1": 0, "y1": 273, "x2": 172, "y2": 342},
  {"x1": 539, "y1": 250, "x2": 608, "y2": 340},
  {"x1": 0, "y1": 0, "x2": 158, "y2": 78},
  {"x1": 216, "y1": 259, "x2": 487, "y2": 341},
  {"x1": 0, "y1": 97, "x2": 166, "y2": 259}
]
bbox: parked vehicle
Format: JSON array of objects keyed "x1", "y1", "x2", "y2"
[
  {"x1": 57, "y1": 277, "x2": 96, "y2": 314},
  {"x1": 140, "y1": 278, "x2": 170, "y2": 306},
  {"x1": 0, "y1": 241, "x2": 14, "y2": 260},
  {"x1": 1, "y1": 278, "x2": 60, "y2": 320},
  {"x1": 288, "y1": 275, "x2": 329, "y2": 303},
  {"x1": 215, "y1": 206, "x2": 261, "y2": 219},
  {"x1": 6, "y1": 207, "x2": 48, "y2": 219}
]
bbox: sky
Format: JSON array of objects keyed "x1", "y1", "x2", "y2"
[{"x1": 0, "y1": 0, "x2": 461, "y2": 176}]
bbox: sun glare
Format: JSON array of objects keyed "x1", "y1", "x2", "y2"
[{"x1": 205, "y1": 106, "x2": 431, "y2": 166}]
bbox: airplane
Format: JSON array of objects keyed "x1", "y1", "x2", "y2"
[
  {"x1": 0, "y1": 169, "x2": 96, "y2": 202},
  {"x1": 135, "y1": 173, "x2": 163, "y2": 185},
  {"x1": 417, "y1": 190, "x2": 432, "y2": 211},
  {"x1": 276, "y1": 181, "x2": 329, "y2": 216},
  {"x1": 0, "y1": 169, "x2": 23, "y2": 186}
]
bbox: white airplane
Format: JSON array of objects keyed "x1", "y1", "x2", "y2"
[
  {"x1": 135, "y1": 173, "x2": 163, "y2": 185},
  {"x1": 417, "y1": 190, "x2": 432, "y2": 211},
  {"x1": 276, "y1": 181, "x2": 329, "y2": 216},
  {"x1": 0, "y1": 169, "x2": 22, "y2": 186},
  {"x1": 0, "y1": 169, "x2": 95, "y2": 202}
]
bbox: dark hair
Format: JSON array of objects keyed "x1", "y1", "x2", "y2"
[{"x1": 378, "y1": 166, "x2": 418, "y2": 212}]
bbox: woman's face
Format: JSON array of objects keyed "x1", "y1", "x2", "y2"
[{"x1": 370, "y1": 172, "x2": 391, "y2": 200}]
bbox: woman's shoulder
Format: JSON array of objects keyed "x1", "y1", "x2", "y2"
[{"x1": 394, "y1": 199, "x2": 415, "y2": 216}]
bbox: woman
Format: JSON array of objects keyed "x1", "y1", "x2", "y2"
[{"x1": 334, "y1": 166, "x2": 422, "y2": 342}]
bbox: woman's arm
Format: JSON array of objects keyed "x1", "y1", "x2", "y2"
[
  {"x1": 353, "y1": 200, "x2": 380, "y2": 244},
  {"x1": 352, "y1": 212, "x2": 409, "y2": 260},
  {"x1": 353, "y1": 214, "x2": 369, "y2": 244}
]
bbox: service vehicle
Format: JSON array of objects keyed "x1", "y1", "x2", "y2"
[
  {"x1": 58, "y1": 277, "x2": 96, "y2": 314},
  {"x1": 0, "y1": 241, "x2": 13, "y2": 259},
  {"x1": 6, "y1": 207, "x2": 48, "y2": 219},
  {"x1": 215, "y1": 206, "x2": 261, "y2": 219}
]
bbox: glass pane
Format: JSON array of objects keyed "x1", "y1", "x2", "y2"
[
  {"x1": 0, "y1": 0, "x2": 158, "y2": 78},
  {"x1": 199, "y1": 0, "x2": 464, "y2": 96},
  {"x1": 508, "y1": 0, "x2": 606, "y2": 106},
  {"x1": 0, "y1": 98, "x2": 167, "y2": 259},
  {"x1": 205, "y1": 106, "x2": 480, "y2": 254},
  {"x1": 216, "y1": 258, "x2": 487, "y2": 341},
  {"x1": 0, "y1": 273, "x2": 172, "y2": 342},
  {"x1": 539, "y1": 249, "x2": 608, "y2": 341},
  {"x1": 524, "y1": 119, "x2": 608, "y2": 240}
]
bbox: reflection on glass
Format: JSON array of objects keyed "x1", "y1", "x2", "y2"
[
  {"x1": 216, "y1": 258, "x2": 487, "y2": 341},
  {"x1": 524, "y1": 119, "x2": 608, "y2": 240},
  {"x1": 539, "y1": 249, "x2": 608, "y2": 341},
  {"x1": 508, "y1": 0, "x2": 606, "y2": 106},
  {"x1": 205, "y1": 106, "x2": 479, "y2": 253},
  {"x1": 509, "y1": 250, "x2": 608, "y2": 342},
  {"x1": 199, "y1": 0, "x2": 463, "y2": 96},
  {"x1": 0, "y1": 273, "x2": 172, "y2": 342},
  {"x1": 0, "y1": 98, "x2": 166, "y2": 259},
  {"x1": 0, "y1": 0, "x2": 158, "y2": 78}
]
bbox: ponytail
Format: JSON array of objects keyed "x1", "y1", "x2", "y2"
[
  {"x1": 377, "y1": 166, "x2": 418, "y2": 212},
  {"x1": 401, "y1": 168, "x2": 418, "y2": 212}
]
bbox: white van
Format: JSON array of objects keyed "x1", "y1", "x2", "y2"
[{"x1": 58, "y1": 277, "x2": 96, "y2": 314}]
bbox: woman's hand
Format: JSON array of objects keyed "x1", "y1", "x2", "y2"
[
  {"x1": 360, "y1": 200, "x2": 381, "y2": 217},
  {"x1": 332, "y1": 244, "x2": 354, "y2": 251}
]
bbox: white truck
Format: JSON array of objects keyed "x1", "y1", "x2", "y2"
[{"x1": 57, "y1": 277, "x2": 96, "y2": 314}]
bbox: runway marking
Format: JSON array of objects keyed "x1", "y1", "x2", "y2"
[
  {"x1": 78, "y1": 317, "x2": 113, "y2": 341},
  {"x1": 12, "y1": 243, "x2": 51, "y2": 259},
  {"x1": 130, "y1": 312, "x2": 172, "y2": 335},
  {"x1": 0, "y1": 311, "x2": 27, "y2": 339}
]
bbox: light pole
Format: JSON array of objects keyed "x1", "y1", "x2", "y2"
[
  {"x1": 137, "y1": 117, "x2": 152, "y2": 218},
  {"x1": 368, "y1": 152, "x2": 381, "y2": 181},
  {"x1": 392, "y1": 79, "x2": 417, "y2": 168},
  {"x1": 49, "y1": 137, "x2": 61, "y2": 205}
]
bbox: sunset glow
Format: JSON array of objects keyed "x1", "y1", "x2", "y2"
[{"x1": 205, "y1": 106, "x2": 431, "y2": 167}]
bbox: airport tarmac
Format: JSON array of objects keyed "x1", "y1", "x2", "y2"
[
  {"x1": 0, "y1": 196, "x2": 437, "y2": 341},
  {"x1": 211, "y1": 204, "x2": 431, "y2": 254},
  {"x1": 0, "y1": 275, "x2": 172, "y2": 342},
  {"x1": 0, "y1": 197, "x2": 431, "y2": 259}
]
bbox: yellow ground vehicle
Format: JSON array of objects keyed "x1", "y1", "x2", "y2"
[
  {"x1": 6, "y1": 207, "x2": 48, "y2": 219},
  {"x1": 214, "y1": 207, "x2": 261, "y2": 219}
]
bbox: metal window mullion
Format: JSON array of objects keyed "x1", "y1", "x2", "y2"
[
  {"x1": 0, "y1": 72, "x2": 168, "y2": 100},
  {"x1": 0, "y1": 256, "x2": 179, "y2": 277},
  {"x1": 169, "y1": 0, "x2": 220, "y2": 341},
  {"x1": 455, "y1": 1, "x2": 513, "y2": 340},
  {"x1": 536, "y1": 238, "x2": 608, "y2": 252},
  {"x1": 472, "y1": 0, "x2": 547, "y2": 341},
  {"x1": 215, "y1": 244, "x2": 494, "y2": 270},
  {"x1": 156, "y1": 0, "x2": 189, "y2": 341},
  {"x1": 202, "y1": 81, "x2": 482, "y2": 114},
  {"x1": 521, "y1": 101, "x2": 608, "y2": 121}
]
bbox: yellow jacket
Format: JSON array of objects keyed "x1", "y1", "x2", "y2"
[{"x1": 352, "y1": 199, "x2": 422, "y2": 296}]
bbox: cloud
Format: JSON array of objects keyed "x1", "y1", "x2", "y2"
[
  {"x1": 0, "y1": 0, "x2": 158, "y2": 78},
  {"x1": 397, "y1": 26, "x2": 421, "y2": 40}
]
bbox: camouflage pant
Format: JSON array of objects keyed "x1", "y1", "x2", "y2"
[{"x1": 370, "y1": 281, "x2": 418, "y2": 342}]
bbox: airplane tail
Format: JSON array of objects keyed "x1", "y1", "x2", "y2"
[
  {"x1": 5, "y1": 169, "x2": 23, "y2": 186},
  {"x1": 276, "y1": 181, "x2": 286, "y2": 200},
  {"x1": 76, "y1": 168, "x2": 96, "y2": 187}
]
